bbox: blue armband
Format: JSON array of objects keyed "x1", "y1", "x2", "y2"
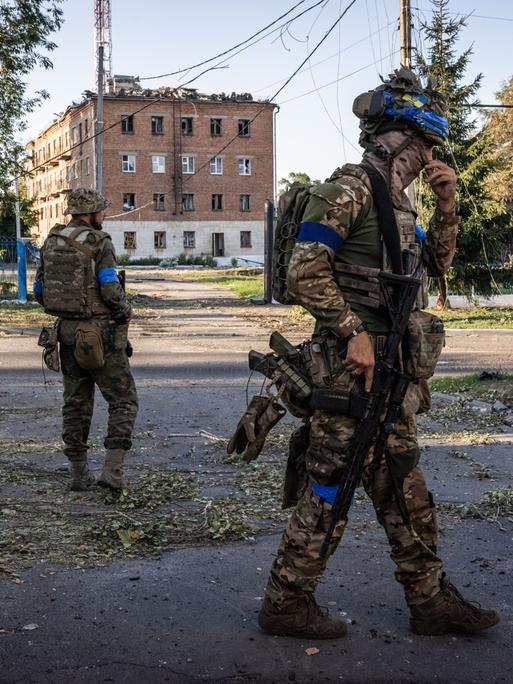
[
  {"x1": 97, "y1": 267, "x2": 119, "y2": 284},
  {"x1": 415, "y1": 224, "x2": 426, "y2": 242},
  {"x1": 33, "y1": 280, "x2": 43, "y2": 296},
  {"x1": 312, "y1": 482, "x2": 340, "y2": 505},
  {"x1": 297, "y1": 222, "x2": 344, "y2": 251}
]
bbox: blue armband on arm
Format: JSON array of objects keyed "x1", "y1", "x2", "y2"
[
  {"x1": 97, "y1": 267, "x2": 119, "y2": 284},
  {"x1": 297, "y1": 222, "x2": 344, "y2": 250},
  {"x1": 312, "y1": 482, "x2": 340, "y2": 505}
]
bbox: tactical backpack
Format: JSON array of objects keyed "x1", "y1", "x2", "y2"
[
  {"x1": 271, "y1": 182, "x2": 312, "y2": 304},
  {"x1": 41, "y1": 224, "x2": 110, "y2": 319}
]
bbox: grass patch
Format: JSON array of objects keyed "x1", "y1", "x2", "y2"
[
  {"x1": 0, "y1": 302, "x2": 50, "y2": 330},
  {"x1": 429, "y1": 306, "x2": 513, "y2": 329}
]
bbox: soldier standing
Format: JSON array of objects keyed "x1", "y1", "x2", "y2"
[
  {"x1": 34, "y1": 188, "x2": 138, "y2": 492},
  {"x1": 258, "y1": 69, "x2": 500, "y2": 638}
]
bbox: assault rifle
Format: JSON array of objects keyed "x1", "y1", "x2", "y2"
[{"x1": 320, "y1": 271, "x2": 420, "y2": 558}]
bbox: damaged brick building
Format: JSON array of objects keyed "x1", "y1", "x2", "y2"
[{"x1": 26, "y1": 76, "x2": 277, "y2": 263}]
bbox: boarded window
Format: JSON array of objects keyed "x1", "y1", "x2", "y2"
[
  {"x1": 124, "y1": 232, "x2": 137, "y2": 250},
  {"x1": 240, "y1": 231, "x2": 252, "y2": 248}
]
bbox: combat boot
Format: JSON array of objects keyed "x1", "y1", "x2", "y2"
[
  {"x1": 69, "y1": 458, "x2": 95, "y2": 492},
  {"x1": 98, "y1": 449, "x2": 126, "y2": 491},
  {"x1": 258, "y1": 594, "x2": 347, "y2": 639},
  {"x1": 410, "y1": 574, "x2": 500, "y2": 635}
]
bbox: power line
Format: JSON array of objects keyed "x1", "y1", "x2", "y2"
[
  {"x1": 183, "y1": 0, "x2": 360, "y2": 184},
  {"x1": 139, "y1": 0, "x2": 326, "y2": 81},
  {"x1": 412, "y1": 7, "x2": 513, "y2": 23}
]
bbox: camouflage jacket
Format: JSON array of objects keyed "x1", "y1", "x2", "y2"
[
  {"x1": 287, "y1": 164, "x2": 459, "y2": 337},
  {"x1": 34, "y1": 219, "x2": 131, "y2": 320}
]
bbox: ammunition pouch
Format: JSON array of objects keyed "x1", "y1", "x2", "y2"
[
  {"x1": 310, "y1": 387, "x2": 368, "y2": 418},
  {"x1": 404, "y1": 310, "x2": 445, "y2": 380},
  {"x1": 333, "y1": 262, "x2": 385, "y2": 310},
  {"x1": 37, "y1": 324, "x2": 60, "y2": 372},
  {"x1": 73, "y1": 320, "x2": 105, "y2": 370}
]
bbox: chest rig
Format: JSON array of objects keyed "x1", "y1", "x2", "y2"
[{"x1": 329, "y1": 163, "x2": 428, "y2": 312}]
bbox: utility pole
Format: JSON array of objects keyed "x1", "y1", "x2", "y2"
[
  {"x1": 94, "y1": 0, "x2": 112, "y2": 193},
  {"x1": 399, "y1": 0, "x2": 412, "y2": 68},
  {"x1": 14, "y1": 176, "x2": 27, "y2": 303}
]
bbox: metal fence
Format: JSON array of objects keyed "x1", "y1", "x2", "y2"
[{"x1": 0, "y1": 236, "x2": 40, "y2": 299}]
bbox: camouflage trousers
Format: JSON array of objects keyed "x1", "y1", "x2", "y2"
[
  {"x1": 58, "y1": 319, "x2": 138, "y2": 461},
  {"x1": 265, "y1": 401, "x2": 442, "y2": 608}
]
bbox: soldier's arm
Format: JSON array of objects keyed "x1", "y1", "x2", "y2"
[
  {"x1": 422, "y1": 206, "x2": 460, "y2": 277},
  {"x1": 287, "y1": 180, "x2": 370, "y2": 338},
  {"x1": 93, "y1": 236, "x2": 132, "y2": 319}
]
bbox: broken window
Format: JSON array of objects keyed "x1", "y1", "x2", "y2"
[
  {"x1": 211, "y1": 118, "x2": 222, "y2": 136},
  {"x1": 182, "y1": 193, "x2": 195, "y2": 211},
  {"x1": 239, "y1": 158, "x2": 251, "y2": 175},
  {"x1": 183, "y1": 231, "x2": 196, "y2": 248},
  {"x1": 210, "y1": 157, "x2": 223, "y2": 175},
  {"x1": 122, "y1": 115, "x2": 134, "y2": 134},
  {"x1": 181, "y1": 117, "x2": 193, "y2": 136},
  {"x1": 240, "y1": 231, "x2": 252, "y2": 248},
  {"x1": 124, "y1": 232, "x2": 137, "y2": 250},
  {"x1": 182, "y1": 155, "x2": 195, "y2": 174},
  {"x1": 238, "y1": 119, "x2": 250, "y2": 136},
  {"x1": 154, "y1": 231, "x2": 166, "y2": 249},
  {"x1": 122, "y1": 154, "x2": 136, "y2": 172},
  {"x1": 151, "y1": 116, "x2": 164, "y2": 134},
  {"x1": 152, "y1": 155, "x2": 166, "y2": 173},
  {"x1": 153, "y1": 193, "x2": 166, "y2": 211},
  {"x1": 211, "y1": 194, "x2": 223, "y2": 211},
  {"x1": 123, "y1": 193, "x2": 136, "y2": 211},
  {"x1": 240, "y1": 194, "x2": 251, "y2": 212}
]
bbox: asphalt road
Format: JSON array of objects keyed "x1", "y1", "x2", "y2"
[{"x1": 1, "y1": 278, "x2": 512, "y2": 683}]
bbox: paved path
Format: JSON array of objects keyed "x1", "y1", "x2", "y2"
[{"x1": 0, "y1": 278, "x2": 512, "y2": 683}]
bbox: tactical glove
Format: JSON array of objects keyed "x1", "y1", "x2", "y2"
[{"x1": 227, "y1": 395, "x2": 286, "y2": 463}]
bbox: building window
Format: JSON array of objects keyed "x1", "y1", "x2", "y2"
[
  {"x1": 122, "y1": 115, "x2": 134, "y2": 134},
  {"x1": 240, "y1": 231, "x2": 252, "y2": 248},
  {"x1": 85, "y1": 157, "x2": 90, "y2": 175},
  {"x1": 154, "y1": 231, "x2": 166, "y2": 249},
  {"x1": 210, "y1": 157, "x2": 223, "y2": 175},
  {"x1": 123, "y1": 193, "x2": 136, "y2": 211},
  {"x1": 151, "y1": 116, "x2": 164, "y2": 135},
  {"x1": 122, "y1": 154, "x2": 136, "y2": 172},
  {"x1": 182, "y1": 193, "x2": 195, "y2": 211},
  {"x1": 183, "y1": 231, "x2": 196, "y2": 248},
  {"x1": 211, "y1": 118, "x2": 222, "y2": 136},
  {"x1": 153, "y1": 193, "x2": 166, "y2": 211},
  {"x1": 238, "y1": 119, "x2": 250, "y2": 136},
  {"x1": 124, "y1": 232, "x2": 137, "y2": 250},
  {"x1": 182, "y1": 155, "x2": 195, "y2": 174},
  {"x1": 240, "y1": 194, "x2": 251, "y2": 212},
  {"x1": 211, "y1": 194, "x2": 223, "y2": 211},
  {"x1": 152, "y1": 155, "x2": 166, "y2": 173},
  {"x1": 85, "y1": 119, "x2": 89, "y2": 137},
  {"x1": 71, "y1": 127, "x2": 78, "y2": 145},
  {"x1": 181, "y1": 117, "x2": 193, "y2": 136},
  {"x1": 239, "y1": 158, "x2": 251, "y2": 176}
]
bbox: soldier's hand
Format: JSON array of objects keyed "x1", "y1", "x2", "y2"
[
  {"x1": 342, "y1": 331, "x2": 375, "y2": 392},
  {"x1": 424, "y1": 160, "x2": 457, "y2": 212}
]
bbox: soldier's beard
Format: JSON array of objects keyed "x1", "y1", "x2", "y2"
[{"x1": 363, "y1": 130, "x2": 427, "y2": 205}]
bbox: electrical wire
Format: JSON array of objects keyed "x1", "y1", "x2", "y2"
[
  {"x1": 182, "y1": 0, "x2": 360, "y2": 184},
  {"x1": 364, "y1": 0, "x2": 381, "y2": 76},
  {"x1": 411, "y1": 7, "x2": 513, "y2": 23},
  {"x1": 139, "y1": 0, "x2": 326, "y2": 81},
  {"x1": 335, "y1": 0, "x2": 347, "y2": 161}
]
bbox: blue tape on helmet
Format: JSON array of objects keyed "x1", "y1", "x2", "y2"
[
  {"x1": 97, "y1": 267, "x2": 119, "y2": 284},
  {"x1": 383, "y1": 90, "x2": 449, "y2": 140},
  {"x1": 312, "y1": 482, "x2": 340, "y2": 505}
]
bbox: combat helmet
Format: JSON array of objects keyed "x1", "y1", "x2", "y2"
[
  {"x1": 353, "y1": 67, "x2": 449, "y2": 158},
  {"x1": 65, "y1": 188, "x2": 109, "y2": 215}
]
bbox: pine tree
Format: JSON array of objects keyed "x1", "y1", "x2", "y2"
[{"x1": 416, "y1": 0, "x2": 513, "y2": 302}]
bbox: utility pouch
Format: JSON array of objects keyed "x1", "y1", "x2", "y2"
[
  {"x1": 74, "y1": 320, "x2": 105, "y2": 370},
  {"x1": 37, "y1": 325, "x2": 60, "y2": 372},
  {"x1": 405, "y1": 310, "x2": 445, "y2": 380},
  {"x1": 112, "y1": 323, "x2": 129, "y2": 351}
]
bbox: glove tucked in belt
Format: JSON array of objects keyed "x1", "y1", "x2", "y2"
[{"x1": 227, "y1": 395, "x2": 286, "y2": 463}]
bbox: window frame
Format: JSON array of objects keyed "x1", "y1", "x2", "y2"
[
  {"x1": 238, "y1": 119, "x2": 250, "y2": 137},
  {"x1": 151, "y1": 155, "x2": 166, "y2": 173},
  {"x1": 209, "y1": 156, "x2": 223, "y2": 175},
  {"x1": 240, "y1": 194, "x2": 251, "y2": 212},
  {"x1": 210, "y1": 118, "x2": 222, "y2": 136},
  {"x1": 154, "y1": 231, "x2": 167, "y2": 249},
  {"x1": 183, "y1": 230, "x2": 196, "y2": 248},
  {"x1": 211, "y1": 193, "x2": 224, "y2": 212},
  {"x1": 240, "y1": 230, "x2": 252, "y2": 248},
  {"x1": 181, "y1": 117, "x2": 193, "y2": 136},
  {"x1": 238, "y1": 158, "x2": 251, "y2": 176},
  {"x1": 181, "y1": 155, "x2": 195, "y2": 174},
  {"x1": 182, "y1": 193, "x2": 195, "y2": 212},
  {"x1": 124, "y1": 231, "x2": 137, "y2": 250},
  {"x1": 122, "y1": 115, "x2": 134, "y2": 134},
  {"x1": 122, "y1": 193, "x2": 136, "y2": 211},
  {"x1": 153, "y1": 192, "x2": 166, "y2": 211},
  {"x1": 122, "y1": 154, "x2": 136, "y2": 173},
  {"x1": 151, "y1": 115, "x2": 164, "y2": 135}
]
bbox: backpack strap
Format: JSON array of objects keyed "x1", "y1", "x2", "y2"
[
  {"x1": 357, "y1": 161, "x2": 404, "y2": 276},
  {"x1": 48, "y1": 224, "x2": 95, "y2": 260}
]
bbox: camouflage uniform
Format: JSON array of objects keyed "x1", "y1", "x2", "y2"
[
  {"x1": 264, "y1": 165, "x2": 458, "y2": 608},
  {"x1": 35, "y1": 211, "x2": 138, "y2": 467}
]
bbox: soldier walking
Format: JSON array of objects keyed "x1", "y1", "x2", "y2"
[
  {"x1": 258, "y1": 69, "x2": 500, "y2": 638},
  {"x1": 34, "y1": 188, "x2": 138, "y2": 492}
]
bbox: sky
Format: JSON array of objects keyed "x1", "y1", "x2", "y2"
[{"x1": 24, "y1": 0, "x2": 513, "y2": 185}]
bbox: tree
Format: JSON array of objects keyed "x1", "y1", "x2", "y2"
[
  {"x1": 278, "y1": 171, "x2": 321, "y2": 195},
  {"x1": 0, "y1": 186, "x2": 38, "y2": 237},
  {"x1": 484, "y1": 77, "x2": 513, "y2": 214},
  {"x1": 417, "y1": 0, "x2": 513, "y2": 304},
  {"x1": 0, "y1": 0, "x2": 64, "y2": 194}
]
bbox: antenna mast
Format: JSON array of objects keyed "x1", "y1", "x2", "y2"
[{"x1": 94, "y1": 0, "x2": 112, "y2": 89}]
